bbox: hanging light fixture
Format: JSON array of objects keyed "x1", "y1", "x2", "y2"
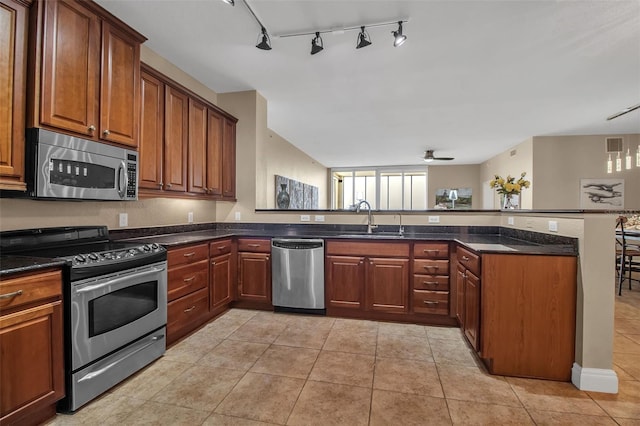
[
  {"x1": 636, "y1": 144, "x2": 640, "y2": 167},
  {"x1": 626, "y1": 147, "x2": 633, "y2": 170},
  {"x1": 221, "y1": 0, "x2": 234, "y2": 5},
  {"x1": 311, "y1": 32, "x2": 324, "y2": 55},
  {"x1": 392, "y1": 21, "x2": 407, "y2": 47},
  {"x1": 256, "y1": 27, "x2": 272, "y2": 50},
  {"x1": 616, "y1": 152, "x2": 622, "y2": 172},
  {"x1": 356, "y1": 26, "x2": 372, "y2": 49},
  {"x1": 607, "y1": 154, "x2": 613, "y2": 174}
]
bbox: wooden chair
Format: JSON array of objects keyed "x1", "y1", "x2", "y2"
[{"x1": 616, "y1": 215, "x2": 640, "y2": 295}]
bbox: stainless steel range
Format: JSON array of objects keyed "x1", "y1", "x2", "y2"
[{"x1": 1, "y1": 226, "x2": 167, "y2": 412}]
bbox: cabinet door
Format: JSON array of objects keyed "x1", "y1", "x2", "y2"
[
  {"x1": 366, "y1": 257, "x2": 408, "y2": 313},
  {"x1": 206, "y1": 110, "x2": 223, "y2": 196},
  {"x1": 211, "y1": 253, "x2": 233, "y2": 309},
  {"x1": 326, "y1": 255, "x2": 365, "y2": 310},
  {"x1": 0, "y1": 301, "x2": 64, "y2": 424},
  {"x1": 463, "y1": 270, "x2": 480, "y2": 351},
  {"x1": 237, "y1": 252, "x2": 271, "y2": 303},
  {"x1": 163, "y1": 86, "x2": 188, "y2": 192},
  {"x1": 139, "y1": 70, "x2": 164, "y2": 190},
  {"x1": 40, "y1": 0, "x2": 100, "y2": 137},
  {"x1": 99, "y1": 21, "x2": 140, "y2": 147},
  {"x1": 0, "y1": 0, "x2": 27, "y2": 191},
  {"x1": 222, "y1": 118, "x2": 236, "y2": 198},
  {"x1": 188, "y1": 98, "x2": 207, "y2": 194},
  {"x1": 455, "y1": 265, "x2": 465, "y2": 325}
]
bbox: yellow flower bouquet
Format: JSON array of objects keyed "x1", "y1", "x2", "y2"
[{"x1": 489, "y1": 172, "x2": 530, "y2": 195}]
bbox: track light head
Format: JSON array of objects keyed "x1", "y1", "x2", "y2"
[
  {"x1": 221, "y1": 0, "x2": 234, "y2": 5},
  {"x1": 356, "y1": 26, "x2": 372, "y2": 49},
  {"x1": 392, "y1": 21, "x2": 407, "y2": 47},
  {"x1": 256, "y1": 27, "x2": 272, "y2": 50},
  {"x1": 311, "y1": 32, "x2": 324, "y2": 55}
]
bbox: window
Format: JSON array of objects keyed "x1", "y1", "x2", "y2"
[{"x1": 331, "y1": 167, "x2": 427, "y2": 210}]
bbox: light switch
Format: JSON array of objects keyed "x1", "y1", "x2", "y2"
[
  {"x1": 188, "y1": 212, "x2": 194, "y2": 223},
  {"x1": 428, "y1": 216, "x2": 440, "y2": 223},
  {"x1": 507, "y1": 216, "x2": 514, "y2": 225},
  {"x1": 548, "y1": 220, "x2": 558, "y2": 232},
  {"x1": 315, "y1": 215, "x2": 325, "y2": 222},
  {"x1": 118, "y1": 213, "x2": 128, "y2": 227},
  {"x1": 300, "y1": 215, "x2": 311, "y2": 222},
  {"x1": 234, "y1": 212, "x2": 241, "y2": 221}
]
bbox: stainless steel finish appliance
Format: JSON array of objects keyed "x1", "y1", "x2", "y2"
[
  {"x1": 0, "y1": 226, "x2": 166, "y2": 412},
  {"x1": 272, "y1": 239, "x2": 325, "y2": 314},
  {"x1": 25, "y1": 128, "x2": 138, "y2": 200}
]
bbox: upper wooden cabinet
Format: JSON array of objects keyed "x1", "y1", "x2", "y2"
[
  {"x1": 30, "y1": 0, "x2": 145, "y2": 148},
  {"x1": 0, "y1": 0, "x2": 29, "y2": 191},
  {"x1": 138, "y1": 64, "x2": 238, "y2": 200}
]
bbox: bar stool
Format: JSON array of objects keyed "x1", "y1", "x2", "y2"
[{"x1": 616, "y1": 215, "x2": 640, "y2": 295}]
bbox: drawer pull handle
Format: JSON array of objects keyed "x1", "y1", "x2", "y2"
[
  {"x1": 423, "y1": 281, "x2": 439, "y2": 286},
  {"x1": 0, "y1": 289, "x2": 23, "y2": 300},
  {"x1": 423, "y1": 266, "x2": 439, "y2": 271},
  {"x1": 424, "y1": 301, "x2": 439, "y2": 305},
  {"x1": 183, "y1": 276, "x2": 196, "y2": 283},
  {"x1": 184, "y1": 305, "x2": 196, "y2": 313},
  {"x1": 183, "y1": 252, "x2": 196, "y2": 258},
  {"x1": 461, "y1": 256, "x2": 470, "y2": 261},
  {"x1": 248, "y1": 244, "x2": 261, "y2": 248},
  {"x1": 423, "y1": 249, "x2": 439, "y2": 254},
  {"x1": 217, "y1": 246, "x2": 227, "y2": 250}
]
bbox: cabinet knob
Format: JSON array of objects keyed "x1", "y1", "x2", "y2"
[
  {"x1": 166, "y1": 183, "x2": 172, "y2": 188},
  {"x1": 158, "y1": 183, "x2": 163, "y2": 188},
  {"x1": 461, "y1": 256, "x2": 470, "y2": 261},
  {"x1": 103, "y1": 129, "x2": 110, "y2": 136},
  {"x1": 88, "y1": 125, "x2": 96, "y2": 132}
]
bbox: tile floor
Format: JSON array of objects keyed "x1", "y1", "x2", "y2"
[{"x1": 46, "y1": 284, "x2": 640, "y2": 425}]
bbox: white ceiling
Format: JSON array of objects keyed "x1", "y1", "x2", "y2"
[{"x1": 96, "y1": 0, "x2": 640, "y2": 168}]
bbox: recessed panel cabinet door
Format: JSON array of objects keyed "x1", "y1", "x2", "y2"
[
  {"x1": 163, "y1": 86, "x2": 188, "y2": 192},
  {"x1": 210, "y1": 253, "x2": 233, "y2": 309},
  {"x1": 222, "y1": 118, "x2": 236, "y2": 198},
  {"x1": 139, "y1": 70, "x2": 164, "y2": 190},
  {"x1": 188, "y1": 98, "x2": 207, "y2": 194},
  {"x1": 463, "y1": 270, "x2": 480, "y2": 352},
  {"x1": 326, "y1": 255, "x2": 365, "y2": 310},
  {"x1": 40, "y1": 0, "x2": 100, "y2": 137},
  {"x1": 99, "y1": 21, "x2": 140, "y2": 147},
  {"x1": 206, "y1": 110, "x2": 223, "y2": 196},
  {"x1": 237, "y1": 252, "x2": 271, "y2": 303},
  {"x1": 366, "y1": 257, "x2": 409, "y2": 313}
]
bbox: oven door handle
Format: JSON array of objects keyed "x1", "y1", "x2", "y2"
[
  {"x1": 75, "y1": 267, "x2": 166, "y2": 294},
  {"x1": 77, "y1": 333, "x2": 165, "y2": 383}
]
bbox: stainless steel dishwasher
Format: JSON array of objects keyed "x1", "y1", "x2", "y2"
[{"x1": 272, "y1": 238, "x2": 325, "y2": 314}]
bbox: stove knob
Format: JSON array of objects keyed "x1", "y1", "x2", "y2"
[
  {"x1": 74, "y1": 254, "x2": 86, "y2": 263},
  {"x1": 151, "y1": 243, "x2": 160, "y2": 250},
  {"x1": 102, "y1": 252, "x2": 113, "y2": 259},
  {"x1": 88, "y1": 253, "x2": 99, "y2": 261},
  {"x1": 143, "y1": 244, "x2": 151, "y2": 252}
]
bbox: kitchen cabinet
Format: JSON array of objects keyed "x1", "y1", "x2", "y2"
[
  {"x1": 412, "y1": 242, "x2": 450, "y2": 316},
  {"x1": 456, "y1": 245, "x2": 481, "y2": 351},
  {"x1": 138, "y1": 64, "x2": 237, "y2": 199},
  {"x1": 325, "y1": 241, "x2": 410, "y2": 318},
  {"x1": 480, "y1": 253, "x2": 577, "y2": 381},
  {"x1": 210, "y1": 239, "x2": 234, "y2": 314},
  {"x1": 166, "y1": 243, "x2": 209, "y2": 345},
  {"x1": 32, "y1": 0, "x2": 145, "y2": 147},
  {"x1": 236, "y1": 238, "x2": 271, "y2": 309},
  {"x1": 0, "y1": 0, "x2": 29, "y2": 191},
  {"x1": 0, "y1": 269, "x2": 64, "y2": 426}
]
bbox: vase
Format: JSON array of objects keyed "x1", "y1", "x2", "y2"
[
  {"x1": 276, "y1": 183, "x2": 290, "y2": 209},
  {"x1": 502, "y1": 194, "x2": 518, "y2": 209}
]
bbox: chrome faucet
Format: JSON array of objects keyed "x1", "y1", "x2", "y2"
[{"x1": 355, "y1": 200, "x2": 378, "y2": 234}]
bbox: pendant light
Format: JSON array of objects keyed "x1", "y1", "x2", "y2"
[
  {"x1": 392, "y1": 21, "x2": 407, "y2": 47},
  {"x1": 221, "y1": 0, "x2": 234, "y2": 5},
  {"x1": 626, "y1": 148, "x2": 632, "y2": 170},
  {"x1": 256, "y1": 27, "x2": 272, "y2": 50},
  {"x1": 607, "y1": 154, "x2": 613, "y2": 173},
  {"x1": 636, "y1": 144, "x2": 640, "y2": 167},
  {"x1": 356, "y1": 26, "x2": 372, "y2": 49},
  {"x1": 616, "y1": 152, "x2": 622, "y2": 172},
  {"x1": 311, "y1": 32, "x2": 323, "y2": 55}
]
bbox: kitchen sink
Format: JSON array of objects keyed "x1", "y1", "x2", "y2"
[{"x1": 337, "y1": 233, "x2": 404, "y2": 239}]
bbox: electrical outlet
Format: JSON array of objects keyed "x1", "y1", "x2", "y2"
[
  {"x1": 507, "y1": 216, "x2": 514, "y2": 225},
  {"x1": 234, "y1": 211, "x2": 241, "y2": 221},
  {"x1": 118, "y1": 213, "x2": 128, "y2": 227},
  {"x1": 187, "y1": 212, "x2": 194, "y2": 223},
  {"x1": 300, "y1": 215, "x2": 311, "y2": 222},
  {"x1": 315, "y1": 215, "x2": 325, "y2": 222},
  {"x1": 428, "y1": 216, "x2": 440, "y2": 223},
  {"x1": 526, "y1": 219, "x2": 534, "y2": 228},
  {"x1": 548, "y1": 220, "x2": 558, "y2": 232}
]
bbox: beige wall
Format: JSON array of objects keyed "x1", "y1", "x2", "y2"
[
  {"x1": 427, "y1": 164, "x2": 482, "y2": 209},
  {"x1": 532, "y1": 134, "x2": 640, "y2": 210}
]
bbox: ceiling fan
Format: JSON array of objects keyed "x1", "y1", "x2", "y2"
[{"x1": 423, "y1": 150, "x2": 454, "y2": 163}]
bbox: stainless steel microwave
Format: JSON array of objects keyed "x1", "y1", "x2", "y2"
[{"x1": 26, "y1": 129, "x2": 138, "y2": 201}]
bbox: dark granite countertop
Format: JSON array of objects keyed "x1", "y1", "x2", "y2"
[{"x1": 0, "y1": 256, "x2": 68, "y2": 277}]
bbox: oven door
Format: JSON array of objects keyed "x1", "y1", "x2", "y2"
[{"x1": 70, "y1": 261, "x2": 167, "y2": 371}]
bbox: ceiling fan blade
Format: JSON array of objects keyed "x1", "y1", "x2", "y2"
[{"x1": 433, "y1": 156, "x2": 454, "y2": 161}]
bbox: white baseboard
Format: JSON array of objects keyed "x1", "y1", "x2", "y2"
[{"x1": 571, "y1": 362, "x2": 618, "y2": 393}]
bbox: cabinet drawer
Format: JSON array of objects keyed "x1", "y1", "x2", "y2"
[
  {"x1": 413, "y1": 242, "x2": 449, "y2": 259},
  {"x1": 167, "y1": 287, "x2": 209, "y2": 339},
  {"x1": 457, "y1": 246, "x2": 480, "y2": 276},
  {"x1": 237, "y1": 238, "x2": 271, "y2": 253},
  {"x1": 414, "y1": 259, "x2": 449, "y2": 276},
  {"x1": 326, "y1": 241, "x2": 410, "y2": 257},
  {"x1": 413, "y1": 275, "x2": 449, "y2": 291},
  {"x1": 210, "y1": 238, "x2": 232, "y2": 256},
  {"x1": 168, "y1": 260, "x2": 208, "y2": 301},
  {"x1": 0, "y1": 270, "x2": 62, "y2": 312},
  {"x1": 168, "y1": 243, "x2": 209, "y2": 267},
  {"x1": 413, "y1": 290, "x2": 449, "y2": 315}
]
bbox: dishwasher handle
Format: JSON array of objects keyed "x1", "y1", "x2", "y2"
[{"x1": 272, "y1": 239, "x2": 324, "y2": 250}]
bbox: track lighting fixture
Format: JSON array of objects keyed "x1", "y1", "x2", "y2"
[
  {"x1": 392, "y1": 21, "x2": 407, "y2": 47},
  {"x1": 221, "y1": 0, "x2": 234, "y2": 5},
  {"x1": 356, "y1": 26, "x2": 372, "y2": 49},
  {"x1": 311, "y1": 32, "x2": 324, "y2": 55},
  {"x1": 256, "y1": 27, "x2": 272, "y2": 50}
]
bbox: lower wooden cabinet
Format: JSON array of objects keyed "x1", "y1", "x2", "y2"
[
  {"x1": 0, "y1": 269, "x2": 64, "y2": 425},
  {"x1": 325, "y1": 255, "x2": 365, "y2": 310},
  {"x1": 463, "y1": 269, "x2": 480, "y2": 351},
  {"x1": 167, "y1": 287, "x2": 209, "y2": 346},
  {"x1": 236, "y1": 238, "x2": 271, "y2": 309},
  {"x1": 366, "y1": 257, "x2": 409, "y2": 314},
  {"x1": 210, "y1": 239, "x2": 234, "y2": 313}
]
